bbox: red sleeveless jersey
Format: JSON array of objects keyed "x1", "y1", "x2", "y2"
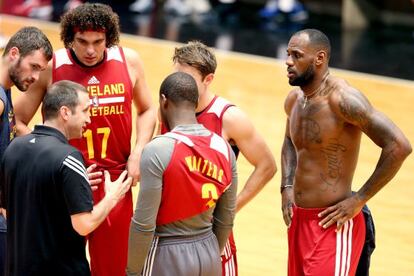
[
  {"x1": 53, "y1": 47, "x2": 133, "y2": 170},
  {"x1": 156, "y1": 131, "x2": 233, "y2": 226},
  {"x1": 161, "y1": 96, "x2": 234, "y2": 135}
]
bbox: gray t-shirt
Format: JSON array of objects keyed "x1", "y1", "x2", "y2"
[{"x1": 127, "y1": 124, "x2": 238, "y2": 275}]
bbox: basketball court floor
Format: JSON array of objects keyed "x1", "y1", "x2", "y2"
[{"x1": 1, "y1": 14, "x2": 413, "y2": 275}]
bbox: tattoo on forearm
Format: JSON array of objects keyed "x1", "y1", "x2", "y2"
[
  {"x1": 320, "y1": 138, "x2": 347, "y2": 191},
  {"x1": 285, "y1": 168, "x2": 295, "y2": 185},
  {"x1": 282, "y1": 137, "x2": 297, "y2": 186},
  {"x1": 359, "y1": 140, "x2": 400, "y2": 198}
]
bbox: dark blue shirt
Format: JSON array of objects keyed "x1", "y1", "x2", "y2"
[
  {"x1": 0, "y1": 86, "x2": 15, "y2": 233},
  {"x1": 0, "y1": 86, "x2": 16, "y2": 159}
]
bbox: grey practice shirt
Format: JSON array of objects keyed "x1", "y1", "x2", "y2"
[{"x1": 127, "y1": 124, "x2": 238, "y2": 276}]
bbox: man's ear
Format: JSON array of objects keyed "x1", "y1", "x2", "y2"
[
  {"x1": 60, "y1": 106, "x2": 72, "y2": 121},
  {"x1": 8, "y1": 47, "x2": 20, "y2": 62},
  {"x1": 315, "y1": 50, "x2": 327, "y2": 66},
  {"x1": 160, "y1": 93, "x2": 168, "y2": 108},
  {"x1": 203, "y1": 73, "x2": 214, "y2": 86}
]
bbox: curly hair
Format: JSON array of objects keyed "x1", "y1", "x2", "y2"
[{"x1": 60, "y1": 3, "x2": 120, "y2": 48}]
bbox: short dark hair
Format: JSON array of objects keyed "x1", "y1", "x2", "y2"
[
  {"x1": 293, "y1": 28, "x2": 331, "y2": 60},
  {"x1": 60, "y1": 3, "x2": 120, "y2": 48},
  {"x1": 160, "y1": 72, "x2": 198, "y2": 106},
  {"x1": 42, "y1": 80, "x2": 88, "y2": 120},
  {"x1": 2, "y1": 26, "x2": 53, "y2": 60},
  {"x1": 173, "y1": 41, "x2": 217, "y2": 79}
]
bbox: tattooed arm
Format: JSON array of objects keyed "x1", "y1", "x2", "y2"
[
  {"x1": 281, "y1": 90, "x2": 299, "y2": 227},
  {"x1": 281, "y1": 121, "x2": 296, "y2": 227},
  {"x1": 319, "y1": 84, "x2": 412, "y2": 230}
]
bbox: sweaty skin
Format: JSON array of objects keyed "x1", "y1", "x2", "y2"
[{"x1": 282, "y1": 32, "x2": 411, "y2": 230}]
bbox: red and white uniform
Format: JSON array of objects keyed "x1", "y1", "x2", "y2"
[
  {"x1": 288, "y1": 205, "x2": 366, "y2": 276},
  {"x1": 197, "y1": 96, "x2": 238, "y2": 276},
  {"x1": 157, "y1": 131, "x2": 233, "y2": 225},
  {"x1": 162, "y1": 96, "x2": 234, "y2": 136},
  {"x1": 53, "y1": 47, "x2": 134, "y2": 276},
  {"x1": 162, "y1": 95, "x2": 238, "y2": 276},
  {"x1": 196, "y1": 96, "x2": 233, "y2": 136}
]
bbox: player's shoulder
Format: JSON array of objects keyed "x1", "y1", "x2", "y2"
[
  {"x1": 215, "y1": 96, "x2": 233, "y2": 106},
  {"x1": 0, "y1": 86, "x2": 7, "y2": 99},
  {"x1": 54, "y1": 47, "x2": 68, "y2": 57},
  {"x1": 286, "y1": 87, "x2": 301, "y2": 100},
  {"x1": 328, "y1": 76, "x2": 353, "y2": 92},
  {"x1": 284, "y1": 87, "x2": 301, "y2": 114},
  {"x1": 121, "y1": 47, "x2": 142, "y2": 62},
  {"x1": 326, "y1": 76, "x2": 372, "y2": 119},
  {"x1": 222, "y1": 103, "x2": 248, "y2": 124},
  {"x1": 141, "y1": 134, "x2": 176, "y2": 164},
  {"x1": 145, "y1": 134, "x2": 176, "y2": 151},
  {"x1": 327, "y1": 76, "x2": 365, "y2": 104},
  {"x1": 120, "y1": 47, "x2": 145, "y2": 75},
  {"x1": 221, "y1": 102, "x2": 257, "y2": 141}
]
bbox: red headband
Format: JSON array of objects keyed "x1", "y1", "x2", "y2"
[{"x1": 73, "y1": 27, "x2": 106, "y2": 33}]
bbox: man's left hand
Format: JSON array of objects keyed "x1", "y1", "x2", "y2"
[{"x1": 318, "y1": 195, "x2": 365, "y2": 231}]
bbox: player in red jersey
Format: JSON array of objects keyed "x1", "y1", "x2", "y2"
[
  {"x1": 127, "y1": 71, "x2": 237, "y2": 276},
  {"x1": 14, "y1": 3, "x2": 156, "y2": 276},
  {"x1": 282, "y1": 29, "x2": 411, "y2": 275},
  {"x1": 164, "y1": 41, "x2": 277, "y2": 276}
]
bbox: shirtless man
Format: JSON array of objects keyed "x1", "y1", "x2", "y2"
[{"x1": 281, "y1": 28, "x2": 411, "y2": 275}]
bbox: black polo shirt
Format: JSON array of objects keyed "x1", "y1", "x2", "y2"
[{"x1": 1, "y1": 125, "x2": 93, "y2": 276}]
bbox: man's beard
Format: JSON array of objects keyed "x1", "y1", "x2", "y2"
[
  {"x1": 9, "y1": 59, "x2": 32, "y2": 91},
  {"x1": 289, "y1": 64, "x2": 315, "y2": 87}
]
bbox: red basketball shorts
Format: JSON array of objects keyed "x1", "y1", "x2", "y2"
[
  {"x1": 221, "y1": 231, "x2": 238, "y2": 276},
  {"x1": 288, "y1": 205, "x2": 365, "y2": 276}
]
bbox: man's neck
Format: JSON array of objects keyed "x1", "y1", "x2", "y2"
[
  {"x1": 196, "y1": 91, "x2": 215, "y2": 113},
  {"x1": 43, "y1": 120, "x2": 68, "y2": 139},
  {"x1": 168, "y1": 109, "x2": 198, "y2": 130},
  {"x1": 301, "y1": 70, "x2": 329, "y2": 96},
  {"x1": 69, "y1": 48, "x2": 106, "y2": 68}
]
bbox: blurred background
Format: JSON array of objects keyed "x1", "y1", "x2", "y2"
[
  {"x1": 1, "y1": 1, "x2": 414, "y2": 275},
  {"x1": 2, "y1": 0, "x2": 414, "y2": 80}
]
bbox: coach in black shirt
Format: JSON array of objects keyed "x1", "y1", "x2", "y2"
[{"x1": 0, "y1": 80, "x2": 132, "y2": 276}]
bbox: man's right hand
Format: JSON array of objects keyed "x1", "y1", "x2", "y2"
[
  {"x1": 104, "y1": 170, "x2": 132, "y2": 205},
  {"x1": 281, "y1": 187, "x2": 294, "y2": 227}
]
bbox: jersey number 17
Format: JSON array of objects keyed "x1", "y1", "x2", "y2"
[{"x1": 83, "y1": 127, "x2": 111, "y2": 159}]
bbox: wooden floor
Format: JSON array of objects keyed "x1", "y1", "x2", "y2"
[{"x1": 2, "y1": 15, "x2": 414, "y2": 275}]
